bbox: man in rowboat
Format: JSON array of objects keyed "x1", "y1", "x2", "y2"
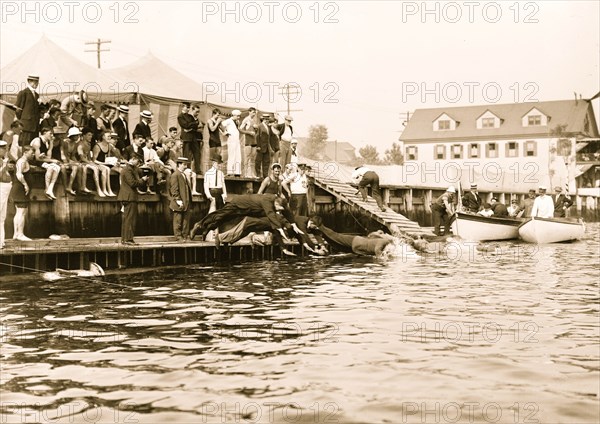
[
  {"x1": 431, "y1": 186, "x2": 456, "y2": 236},
  {"x1": 531, "y1": 186, "x2": 554, "y2": 218},
  {"x1": 553, "y1": 187, "x2": 573, "y2": 218}
]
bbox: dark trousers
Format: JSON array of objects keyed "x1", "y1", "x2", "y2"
[
  {"x1": 431, "y1": 204, "x2": 450, "y2": 236},
  {"x1": 173, "y1": 209, "x2": 192, "y2": 238},
  {"x1": 291, "y1": 193, "x2": 308, "y2": 216},
  {"x1": 121, "y1": 201, "x2": 138, "y2": 242},
  {"x1": 255, "y1": 149, "x2": 270, "y2": 179},
  {"x1": 210, "y1": 188, "x2": 225, "y2": 211},
  {"x1": 183, "y1": 141, "x2": 202, "y2": 174},
  {"x1": 319, "y1": 226, "x2": 355, "y2": 251},
  {"x1": 358, "y1": 171, "x2": 385, "y2": 210},
  {"x1": 221, "y1": 216, "x2": 285, "y2": 247},
  {"x1": 198, "y1": 204, "x2": 240, "y2": 235}
]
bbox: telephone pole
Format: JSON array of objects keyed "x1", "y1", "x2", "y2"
[
  {"x1": 278, "y1": 83, "x2": 303, "y2": 116},
  {"x1": 84, "y1": 39, "x2": 111, "y2": 69}
]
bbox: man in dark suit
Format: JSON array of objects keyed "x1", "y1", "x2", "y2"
[
  {"x1": 117, "y1": 155, "x2": 149, "y2": 245},
  {"x1": 178, "y1": 103, "x2": 203, "y2": 174},
  {"x1": 255, "y1": 114, "x2": 272, "y2": 179},
  {"x1": 15, "y1": 74, "x2": 40, "y2": 146},
  {"x1": 169, "y1": 157, "x2": 193, "y2": 241},
  {"x1": 190, "y1": 194, "x2": 300, "y2": 241},
  {"x1": 553, "y1": 186, "x2": 573, "y2": 217},
  {"x1": 112, "y1": 105, "x2": 131, "y2": 151},
  {"x1": 133, "y1": 110, "x2": 153, "y2": 140},
  {"x1": 462, "y1": 183, "x2": 482, "y2": 213}
]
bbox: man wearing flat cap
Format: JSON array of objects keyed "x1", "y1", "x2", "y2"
[
  {"x1": 462, "y1": 183, "x2": 482, "y2": 213},
  {"x1": 169, "y1": 157, "x2": 193, "y2": 241},
  {"x1": 15, "y1": 74, "x2": 40, "y2": 147},
  {"x1": 276, "y1": 114, "x2": 294, "y2": 167}
]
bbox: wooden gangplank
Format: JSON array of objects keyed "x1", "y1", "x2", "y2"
[{"x1": 312, "y1": 174, "x2": 434, "y2": 238}]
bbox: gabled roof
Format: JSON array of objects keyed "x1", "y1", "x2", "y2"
[
  {"x1": 324, "y1": 141, "x2": 356, "y2": 163},
  {"x1": 105, "y1": 52, "x2": 206, "y2": 101},
  {"x1": 0, "y1": 36, "x2": 127, "y2": 99},
  {"x1": 476, "y1": 109, "x2": 502, "y2": 121},
  {"x1": 521, "y1": 105, "x2": 548, "y2": 118},
  {"x1": 401, "y1": 100, "x2": 599, "y2": 142}
]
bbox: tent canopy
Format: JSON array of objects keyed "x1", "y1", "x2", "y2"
[
  {"x1": 106, "y1": 52, "x2": 206, "y2": 103},
  {"x1": 0, "y1": 36, "x2": 131, "y2": 102}
]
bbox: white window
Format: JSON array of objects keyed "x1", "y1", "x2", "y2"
[
  {"x1": 486, "y1": 143, "x2": 498, "y2": 158},
  {"x1": 506, "y1": 141, "x2": 518, "y2": 158},
  {"x1": 434, "y1": 144, "x2": 446, "y2": 160},
  {"x1": 451, "y1": 144, "x2": 463, "y2": 159},
  {"x1": 524, "y1": 140, "x2": 536, "y2": 157},
  {"x1": 482, "y1": 118, "x2": 495, "y2": 128},
  {"x1": 469, "y1": 143, "x2": 480, "y2": 158},
  {"x1": 528, "y1": 115, "x2": 541, "y2": 126},
  {"x1": 406, "y1": 146, "x2": 418, "y2": 160}
]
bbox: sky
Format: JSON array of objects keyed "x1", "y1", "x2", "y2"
[{"x1": 1, "y1": 0, "x2": 599, "y2": 153}]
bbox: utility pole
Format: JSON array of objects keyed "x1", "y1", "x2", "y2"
[
  {"x1": 278, "y1": 83, "x2": 303, "y2": 116},
  {"x1": 84, "y1": 39, "x2": 111, "y2": 69}
]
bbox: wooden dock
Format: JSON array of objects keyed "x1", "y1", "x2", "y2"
[{"x1": 0, "y1": 236, "x2": 305, "y2": 275}]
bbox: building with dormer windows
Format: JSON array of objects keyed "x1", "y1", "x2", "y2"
[{"x1": 399, "y1": 99, "x2": 599, "y2": 194}]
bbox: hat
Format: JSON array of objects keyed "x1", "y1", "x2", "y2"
[
  {"x1": 528, "y1": 189, "x2": 536, "y2": 193},
  {"x1": 446, "y1": 186, "x2": 456, "y2": 193},
  {"x1": 291, "y1": 139, "x2": 298, "y2": 144},
  {"x1": 87, "y1": 100, "x2": 95, "y2": 107},
  {"x1": 491, "y1": 197, "x2": 498, "y2": 201},
  {"x1": 67, "y1": 127, "x2": 81, "y2": 137},
  {"x1": 118, "y1": 105, "x2": 129, "y2": 114},
  {"x1": 231, "y1": 109, "x2": 242, "y2": 116},
  {"x1": 554, "y1": 186, "x2": 562, "y2": 192},
  {"x1": 539, "y1": 185, "x2": 547, "y2": 191},
  {"x1": 271, "y1": 162, "x2": 282, "y2": 170},
  {"x1": 79, "y1": 90, "x2": 88, "y2": 105},
  {"x1": 511, "y1": 199, "x2": 518, "y2": 203},
  {"x1": 470, "y1": 183, "x2": 477, "y2": 189},
  {"x1": 297, "y1": 163, "x2": 307, "y2": 168},
  {"x1": 210, "y1": 154, "x2": 223, "y2": 164},
  {"x1": 285, "y1": 115, "x2": 293, "y2": 121},
  {"x1": 110, "y1": 132, "x2": 119, "y2": 138},
  {"x1": 140, "y1": 110, "x2": 153, "y2": 119},
  {"x1": 27, "y1": 74, "x2": 39, "y2": 81},
  {"x1": 176, "y1": 156, "x2": 190, "y2": 163},
  {"x1": 261, "y1": 114, "x2": 271, "y2": 119},
  {"x1": 0, "y1": 140, "x2": 7, "y2": 147}
]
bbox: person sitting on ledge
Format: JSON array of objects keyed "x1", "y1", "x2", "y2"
[{"x1": 30, "y1": 127, "x2": 61, "y2": 200}]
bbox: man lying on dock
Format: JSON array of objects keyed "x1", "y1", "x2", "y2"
[{"x1": 190, "y1": 194, "x2": 303, "y2": 242}]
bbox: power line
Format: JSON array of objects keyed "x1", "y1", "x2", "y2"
[{"x1": 84, "y1": 38, "x2": 111, "y2": 69}]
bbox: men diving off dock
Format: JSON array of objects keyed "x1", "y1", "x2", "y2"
[{"x1": 190, "y1": 194, "x2": 303, "y2": 241}]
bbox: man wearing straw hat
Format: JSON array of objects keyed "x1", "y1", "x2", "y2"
[
  {"x1": 133, "y1": 110, "x2": 153, "y2": 140},
  {"x1": 169, "y1": 157, "x2": 194, "y2": 241},
  {"x1": 462, "y1": 183, "x2": 482, "y2": 213},
  {"x1": 15, "y1": 74, "x2": 40, "y2": 147},
  {"x1": 112, "y1": 105, "x2": 131, "y2": 151}
]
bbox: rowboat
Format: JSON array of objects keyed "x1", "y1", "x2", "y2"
[
  {"x1": 451, "y1": 211, "x2": 523, "y2": 241},
  {"x1": 518, "y1": 217, "x2": 585, "y2": 244}
]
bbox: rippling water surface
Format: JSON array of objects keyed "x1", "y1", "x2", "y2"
[{"x1": 1, "y1": 225, "x2": 599, "y2": 423}]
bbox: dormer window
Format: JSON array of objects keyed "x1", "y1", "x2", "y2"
[
  {"x1": 476, "y1": 110, "x2": 501, "y2": 129},
  {"x1": 433, "y1": 113, "x2": 457, "y2": 131},
  {"x1": 482, "y1": 118, "x2": 495, "y2": 128},
  {"x1": 522, "y1": 107, "x2": 548, "y2": 127}
]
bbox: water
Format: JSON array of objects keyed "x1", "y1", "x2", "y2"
[{"x1": 1, "y1": 225, "x2": 599, "y2": 424}]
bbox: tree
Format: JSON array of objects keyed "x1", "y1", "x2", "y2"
[
  {"x1": 358, "y1": 145, "x2": 381, "y2": 164},
  {"x1": 303, "y1": 124, "x2": 329, "y2": 160},
  {"x1": 383, "y1": 142, "x2": 404, "y2": 165}
]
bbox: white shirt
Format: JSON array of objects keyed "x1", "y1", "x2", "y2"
[
  {"x1": 289, "y1": 172, "x2": 308, "y2": 195},
  {"x1": 281, "y1": 125, "x2": 293, "y2": 142},
  {"x1": 351, "y1": 166, "x2": 370, "y2": 184},
  {"x1": 531, "y1": 195, "x2": 554, "y2": 218},
  {"x1": 221, "y1": 118, "x2": 240, "y2": 144},
  {"x1": 142, "y1": 146, "x2": 163, "y2": 165},
  {"x1": 204, "y1": 167, "x2": 226, "y2": 192}
]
